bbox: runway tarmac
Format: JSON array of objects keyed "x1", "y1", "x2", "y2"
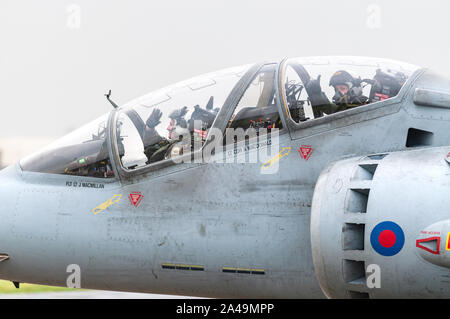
[{"x1": 0, "y1": 291, "x2": 202, "y2": 299}]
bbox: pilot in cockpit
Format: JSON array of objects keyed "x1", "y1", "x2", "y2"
[
  {"x1": 142, "y1": 107, "x2": 189, "y2": 164},
  {"x1": 302, "y1": 70, "x2": 369, "y2": 118},
  {"x1": 142, "y1": 108, "x2": 170, "y2": 164},
  {"x1": 303, "y1": 68, "x2": 407, "y2": 120},
  {"x1": 328, "y1": 70, "x2": 369, "y2": 110},
  {"x1": 141, "y1": 102, "x2": 214, "y2": 164}
]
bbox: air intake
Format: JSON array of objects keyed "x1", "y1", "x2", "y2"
[{"x1": 406, "y1": 128, "x2": 434, "y2": 147}]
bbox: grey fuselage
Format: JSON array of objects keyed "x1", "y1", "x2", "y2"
[{"x1": 0, "y1": 59, "x2": 449, "y2": 298}]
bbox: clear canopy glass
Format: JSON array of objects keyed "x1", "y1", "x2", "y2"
[
  {"x1": 117, "y1": 64, "x2": 251, "y2": 169},
  {"x1": 20, "y1": 113, "x2": 114, "y2": 178},
  {"x1": 281, "y1": 56, "x2": 420, "y2": 122},
  {"x1": 19, "y1": 64, "x2": 251, "y2": 176},
  {"x1": 19, "y1": 56, "x2": 421, "y2": 177}
]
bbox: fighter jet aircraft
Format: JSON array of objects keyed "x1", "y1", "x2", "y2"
[{"x1": 0, "y1": 56, "x2": 449, "y2": 298}]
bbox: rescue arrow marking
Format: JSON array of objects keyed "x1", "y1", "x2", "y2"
[
  {"x1": 262, "y1": 147, "x2": 291, "y2": 170},
  {"x1": 416, "y1": 236, "x2": 440, "y2": 255},
  {"x1": 92, "y1": 194, "x2": 122, "y2": 215}
]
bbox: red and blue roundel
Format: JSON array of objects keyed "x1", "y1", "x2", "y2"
[{"x1": 370, "y1": 221, "x2": 405, "y2": 256}]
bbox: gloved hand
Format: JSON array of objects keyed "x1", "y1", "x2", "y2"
[
  {"x1": 146, "y1": 108, "x2": 163, "y2": 128},
  {"x1": 306, "y1": 75, "x2": 322, "y2": 94},
  {"x1": 206, "y1": 96, "x2": 214, "y2": 110},
  {"x1": 170, "y1": 106, "x2": 188, "y2": 119},
  {"x1": 180, "y1": 106, "x2": 188, "y2": 117}
]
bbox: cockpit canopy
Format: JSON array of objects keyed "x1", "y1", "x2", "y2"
[
  {"x1": 281, "y1": 56, "x2": 419, "y2": 122},
  {"x1": 19, "y1": 57, "x2": 420, "y2": 178},
  {"x1": 20, "y1": 114, "x2": 113, "y2": 178},
  {"x1": 20, "y1": 64, "x2": 251, "y2": 177},
  {"x1": 117, "y1": 64, "x2": 250, "y2": 169}
]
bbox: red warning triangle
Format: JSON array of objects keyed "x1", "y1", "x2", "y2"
[
  {"x1": 299, "y1": 145, "x2": 314, "y2": 160},
  {"x1": 128, "y1": 192, "x2": 144, "y2": 207},
  {"x1": 416, "y1": 236, "x2": 440, "y2": 255}
]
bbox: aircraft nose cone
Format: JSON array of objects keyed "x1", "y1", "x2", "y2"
[{"x1": 0, "y1": 164, "x2": 70, "y2": 286}]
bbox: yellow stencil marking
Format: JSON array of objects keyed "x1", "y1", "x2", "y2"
[
  {"x1": 162, "y1": 263, "x2": 205, "y2": 271},
  {"x1": 446, "y1": 232, "x2": 450, "y2": 251},
  {"x1": 262, "y1": 147, "x2": 292, "y2": 170},
  {"x1": 252, "y1": 268, "x2": 265, "y2": 273},
  {"x1": 222, "y1": 266, "x2": 265, "y2": 274},
  {"x1": 92, "y1": 194, "x2": 122, "y2": 215}
]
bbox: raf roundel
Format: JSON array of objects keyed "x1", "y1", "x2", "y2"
[{"x1": 370, "y1": 221, "x2": 405, "y2": 256}]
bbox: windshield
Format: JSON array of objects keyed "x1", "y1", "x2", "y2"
[
  {"x1": 117, "y1": 64, "x2": 251, "y2": 169},
  {"x1": 20, "y1": 114, "x2": 114, "y2": 178},
  {"x1": 282, "y1": 56, "x2": 420, "y2": 122}
]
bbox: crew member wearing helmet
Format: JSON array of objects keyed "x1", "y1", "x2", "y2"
[
  {"x1": 329, "y1": 70, "x2": 368, "y2": 111},
  {"x1": 142, "y1": 107, "x2": 192, "y2": 164},
  {"x1": 142, "y1": 108, "x2": 170, "y2": 164}
]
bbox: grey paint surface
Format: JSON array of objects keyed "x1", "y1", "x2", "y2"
[
  {"x1": 0, "y1": 57, "x2": 449, "y2": 298},
  {"x1": 311, "y1": 146, "x2": 450, "y2": 298}
]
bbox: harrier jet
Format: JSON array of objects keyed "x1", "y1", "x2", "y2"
[{"x1": 1, "y1": 56, "x2": 450, "y2": 298}]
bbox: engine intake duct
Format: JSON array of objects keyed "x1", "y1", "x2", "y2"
[{"x1": 311, "y1": 147, "x2": 450, "y2": 298}]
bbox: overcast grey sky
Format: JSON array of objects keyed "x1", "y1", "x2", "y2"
[{"x1": 1, "y1": 0, "x2": 449, "y2": 138}]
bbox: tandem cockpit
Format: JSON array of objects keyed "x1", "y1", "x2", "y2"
[
  {"x1": 281, "y1": 56, "x2": 418, "y2": 122},
  {"x1": 19, "y1": 56, "x2": 420, "y2": 179}
]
